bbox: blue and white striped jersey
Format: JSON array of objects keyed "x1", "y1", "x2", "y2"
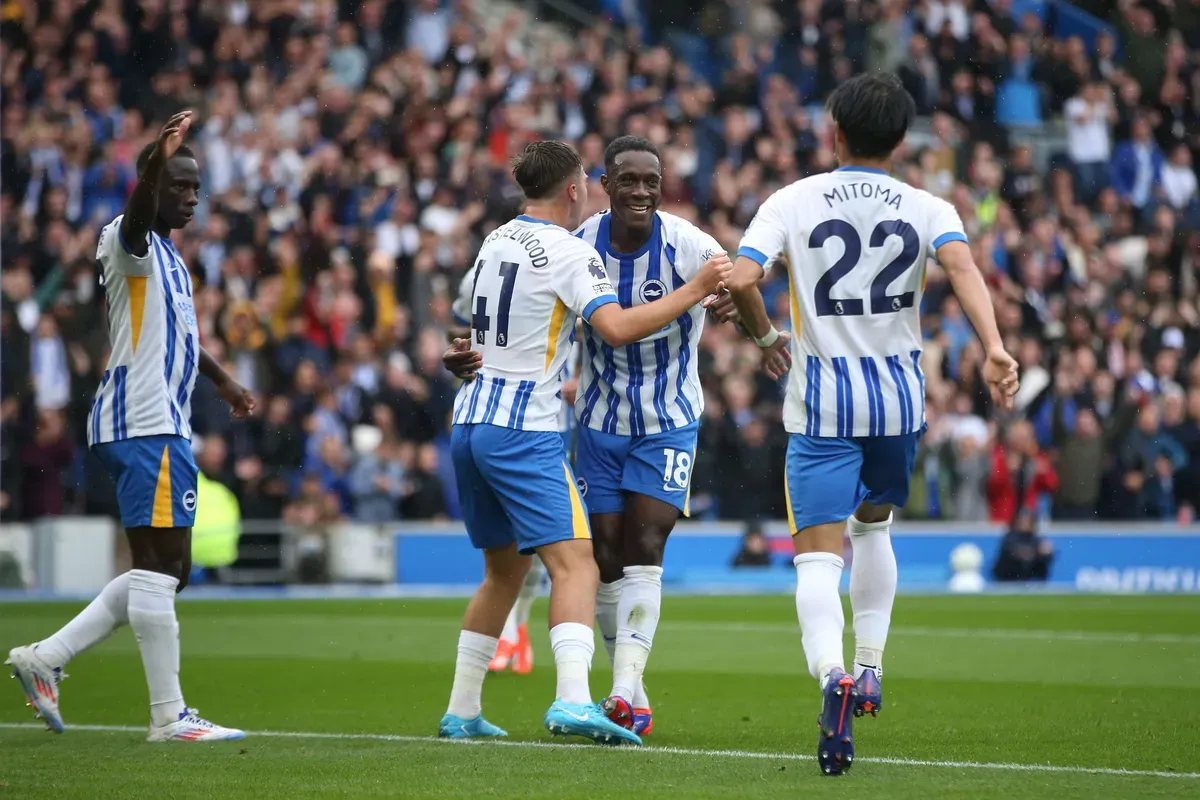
[
  {"x1": 573, "y1": 210, "x2": 721, "y2": 436},
  {"x1": 452, "y1": 260, "x2": 582, "y2": 436},
  {"x1": 451, "y1": 215, "x2": 617, "y2": 432},
  {"x1": 87, "y1": 215, "x2": 199, "y2": 446},
  {"x1": 738, "y1": 167, "x2": 968, "y2": 438}
]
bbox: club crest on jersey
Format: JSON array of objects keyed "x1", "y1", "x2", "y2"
[
  {"x1": 587, "y1": 257, "x2": 606, "y2": 280},
  {"x1": 639, "y1": 279, "x2": 667, "y2": 304},
  {"x1": 183, "y1": 490, "x2": 197, "y2": 512}
]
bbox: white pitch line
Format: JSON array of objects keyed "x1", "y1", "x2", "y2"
[
  {"x1": 1, "y1": 722, "x2": 1196, "y2": 781},
  {"x1": 668, "y1": 621, "x2": 1200, "y2": 646}
]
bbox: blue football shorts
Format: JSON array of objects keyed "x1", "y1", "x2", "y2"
[
  {"x1": 784, "y1": 427, "x2": 924, "y2": 533},
  {"x1": 452, "y1": 423, "x2": 590, "y2": 554},
  {"x1": 92, "y1": 434, "x2": 198, "y2": 529},
  {"x1": 573, "y1": 421, "x2": 698, "y2": 516}
]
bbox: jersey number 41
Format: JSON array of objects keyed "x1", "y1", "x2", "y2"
[{"x1": 473, "y1": 259, "x2": 520, "y2": 347}]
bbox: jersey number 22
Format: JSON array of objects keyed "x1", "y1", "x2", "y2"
[{"x1": 810, "y1": 219, "x2": 919, "y2": 317}]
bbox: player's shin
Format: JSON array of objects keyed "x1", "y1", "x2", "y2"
[
  {"x1": 34, "y1": 572, "x2": 131, "y2": 669},
  {"x1": 127, "y1": 570, "x2": 186, "y2": 726},
  {"x1": 595, "y1": 579, "x2": 623, "y2": 666},
  {"x1": 848, "y1": 513, "x2": 896, "y2": 681},
  {"x1": 448, "y1": 631, "x2": 500, "y2": 718},
  {"x1": 514, "y1": 556, "x2": 545, "y2": 627},
  {"x1": 792, "y1": 552, "x2": 846, "y2": 684},
  {"x1": 540, "y1": 540, "x2": 600, "y2": 705},
  {"x1": 611, "y1": 565, "x2": 662, "y2": 702}
]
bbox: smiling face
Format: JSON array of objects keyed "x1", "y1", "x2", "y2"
[
  {"x1": 158, "y1": 156, "x2": 200, "y2": 230},
  {"x1": 603, "y1": 149, "x2": 661, "y2": 235}
]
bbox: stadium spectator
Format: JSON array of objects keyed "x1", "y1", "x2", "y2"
[
  {"x1": 987, "y1": 421, "x2": 1059, "y2": 524},
  {"x1": 0, "y1": 0, "x2": 1197, "y2": 529}
]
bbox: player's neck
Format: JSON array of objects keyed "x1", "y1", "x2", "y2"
[
  {"x1": 837, "y1": 156, "x2": 892, "y2": 175},
  {"x1": 520, "y1": 203, "x2": 571, "y2": 230},
  {"x1": 153, "y1": 218, "x2": 173, "y2": 238},
  {"x1": 607, "y1": 217, "x2": 652, "y2": 255}
]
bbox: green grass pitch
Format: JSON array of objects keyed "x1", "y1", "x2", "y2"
[{"x1": 2, "y1": 594, "x2": 1199, "y2": 798}]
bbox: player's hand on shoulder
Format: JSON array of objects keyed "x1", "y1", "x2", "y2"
[
  {"x1": 760, "y1": 330, "x2": 792, "y2": 381},
  {"x1": 217, "y1": 376, "x2": 256, "y2": 419},
  {"x1": 694, "y1": 251, "x2": 733, "y2": 295},
  {"x1": 702, "y1": 288, "x2": 740, "y2": 324},
  {"x1": 444, "y1": 337, "x2": 482, "y2": 381},
  {"x1": 982, "y1": 346, "x2": 1019, "y2": 411}
]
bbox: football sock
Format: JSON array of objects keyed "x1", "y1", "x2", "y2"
[
  {"x1": 849, "y1": 513, "x2": 896, "y2": 675},
  {"x1": 612, "y1": 565, "x2": 663, "y2": 703},
  {"x1": 595, "y1": 580, "x2": 622, "y2": 666},
  {"x1": 549, "y1": 622, "x2": 593, "y2": 705},
  {"x1": 447, "y1": 630, "x2": 498, "y2": 718},
  {"x1": 499, "y1": 609, "x2": 519, "y2": 645},
  {"x1": 35, "y1": 571, "x2": 131, "y2": 669},
  {"x1": 127, "y1": 570, "x2": 186, "y2": 727},
  {"x1": 514, "y1": 557, "x2": 544, "y2": 627},
  {"x1": 793, "y1": 553, "x2": 846, "y2": 684}
]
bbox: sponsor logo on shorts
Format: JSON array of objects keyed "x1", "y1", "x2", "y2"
[{"x1": 182, "y1": 490, "x2": 197, "y2": 511}]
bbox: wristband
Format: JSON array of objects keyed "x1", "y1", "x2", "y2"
[{"x1": 754, "y1": 327, "x2": 780, "y2": 348}]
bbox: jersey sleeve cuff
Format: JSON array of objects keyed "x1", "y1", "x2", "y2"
[
  {"x1": 736, "y1": 246, "x2": 770, "y2": 266},
  {"x1": 581, "y1": 295, "x2": 618, "y2": 323},
  {"x1": 932, "y1": 232, "x2": 969, "y2": 249},
  {"x1": 451, "y1": 311, "x2": 469, "y2": 326}
]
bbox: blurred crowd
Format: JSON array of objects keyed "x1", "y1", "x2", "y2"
[{"x1": 1, "y1": 0, "x2": 1198, "y2": 528}]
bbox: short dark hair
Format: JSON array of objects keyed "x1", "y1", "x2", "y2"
[
  {"x1": 826, "y1": 73, "x2": 915, "y2": 160},
  {"x1": 511, "y1": 140, "x2": 583, "y2": 200},
  {"x1": 135, "y1": 141, "x2": 196, "y2": 175},
  {"x1": 604, "y1": 135, "x2": 661, "y2": 173}
]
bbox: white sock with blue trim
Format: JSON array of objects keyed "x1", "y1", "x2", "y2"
[
  {"x1": 849, "y1": 513, "x2": 896, "y2": 680},
  {"x1": 612, "y1": 565, "x2": 663, "y2": 703},
  {"x1": 793, "y1": 552, "x2": 845, "y2": 685}
]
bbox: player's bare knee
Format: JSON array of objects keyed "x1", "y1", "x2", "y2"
[
  {"x1": 853, "y1": 502, "x2": 892, "y2": 526},
  {"x1": 539, "y1": 539, "x2": 599, "y2": 589},
  {"x1": 483, "y1": 546, "x2": 529, "y2": 594},
  {"x1": 624, "y1": 526, "x2": 670, "y2": 567},
  {"x1": 793, "y1": 521, "x2": 845, "y2": 557}
]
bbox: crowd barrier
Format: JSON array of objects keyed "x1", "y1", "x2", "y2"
[{"x1": 1, "y1": 519, "x2": 1197, "y2": 596}]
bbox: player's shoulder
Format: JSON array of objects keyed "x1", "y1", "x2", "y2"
[
  {"x1": 572, "y1": 210, "x2": 607, "y2": 241},
  {"x1": 657, "y1": 210, "x2": 719, "y2": 254},
  {"x1": 96, "y1": 215, "x2": 125, "y2": 259}
]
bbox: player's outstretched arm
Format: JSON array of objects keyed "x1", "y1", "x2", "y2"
[
  {"x1": 727, "y1": 255, "x2": 792, "y2": 379},
  {"x1": 937, "y1": 240, "x2": 1019, "y2": 410},
  {"x1": 199, "y1": 347, "x2": 256, "y2": 419},
  {"x1": 589, "y1": 251, "x2": 732, "y2": 347},
  {"x1": 120, "y1": 111, "x2": 193, "y2": 259}
]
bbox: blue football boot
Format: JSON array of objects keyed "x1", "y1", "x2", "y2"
[
  {"x1": 544, "y1": 700, "x2": 642, "y2": 745},
  {"x1": 438, "y1": 713, "x2": 507, "y2": 739},
  {"x1": 816, "y1": 669, "x2": 857, "y2": 777},
  {"x1": 855, "y1": 667, "x2": 882, "y2": 718}
]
